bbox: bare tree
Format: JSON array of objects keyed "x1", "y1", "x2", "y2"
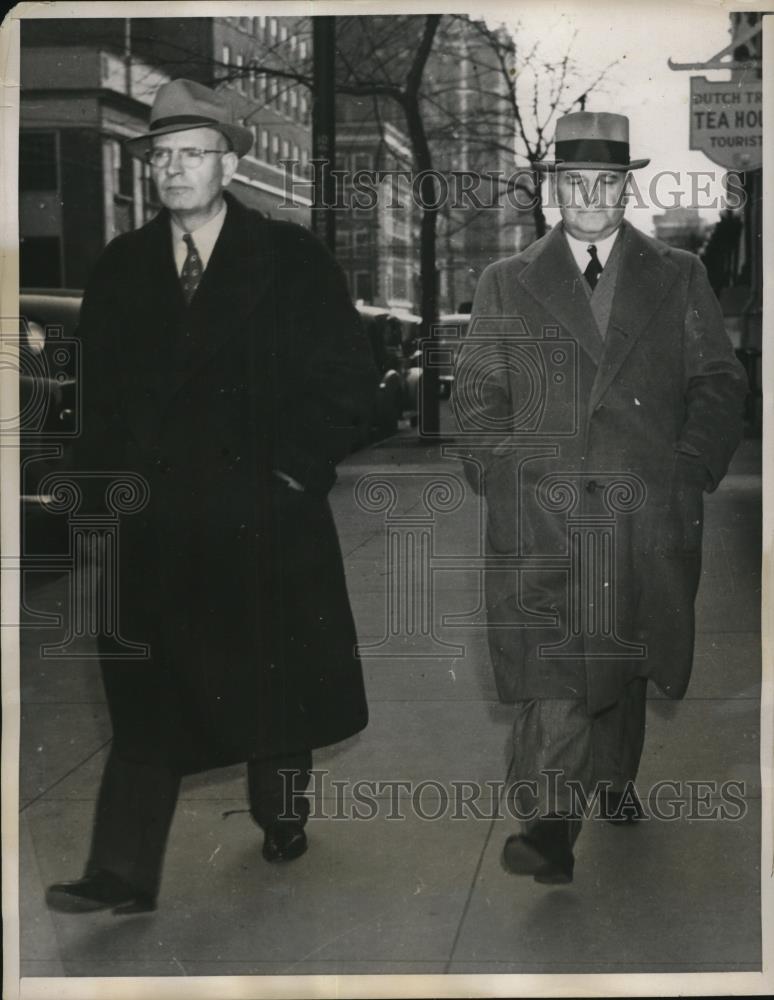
[{"x1": 441, "y1": 15, "x2": 619, "y2": 237}]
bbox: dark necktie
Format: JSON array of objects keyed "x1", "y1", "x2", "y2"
[
  {"x1": 584, "y1": 244, "x2": 603, "y2": 290},
  {"x1": 180, "y1": 233, "x2": 203, "y2": 304}
]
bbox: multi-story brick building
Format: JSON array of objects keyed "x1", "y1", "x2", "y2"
[
  {"x1": 333, "y1": 14, "x2": 533, "y2": 315},
  {"x1": 334, "y1": 113, "x2": 416, "y2": 313}
]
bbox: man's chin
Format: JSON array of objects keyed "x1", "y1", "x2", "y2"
[{"x1": 564, "y1": 216, "x2": 620, "y2": 240}]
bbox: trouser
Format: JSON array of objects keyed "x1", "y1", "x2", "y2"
[
  {"x1": 509, "y1": 678, "x2": 648, "y2": 844},
  {"x1": 84, "y1": 747, "x2": 312, "y2": 898}
]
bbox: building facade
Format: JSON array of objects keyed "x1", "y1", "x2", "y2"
[
  {"x1": 333, "y1": 14, "x2": 534, "y2": 315},
  {"x1": 19, "y1": 16, "x2": 313, "y2": 289}
]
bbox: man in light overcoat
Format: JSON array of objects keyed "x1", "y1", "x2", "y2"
[
  {"x1": 453, "y1": 112, "x2": 747, "y2": 884},
  {"x1": 45, "y1": 79, "x2": 378, "y2": 913}
]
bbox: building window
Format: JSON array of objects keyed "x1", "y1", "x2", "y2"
[
  {"x1": 354, "y1": 271, "x2": 374, "y2": 302},
  {"x1": 292, "y1": 143, "x2": 299, "y2": 166},
  {"x1": 270, "y1": 17, "x2": 278, "y2": 39},
  {"x1": 280, "y1": 24, "x2": 288, "y2": 42},
  {"x1": 290, "y1": 88, "x2": 298, "y2": 114},
  {"x1": 19, "y1": 131, "x2": 58, "y2": 191},
  {"x1": 271, "y1": 133, "x2": 279, "y2": 161},
  {"x1": 222, "y1": 44, "x2": 231, "y2": 68},
  {"x1": 282, "y1": 139, "x2": 290, "y2": 160},
  {"x1": 239, "y1": 16, "x2": 250, "y2": 30},
  {"x1": 290, "y1": 35, "x2": 297, "y2": 53},
  {"x1": 114, "y1": 142, "x2": 134, "y2": 200},
  {"x1": 270, "y1": 78, "x2": 278, "y2": 105},
  {"x1": 261, "y1": 128, "x2": 269, "y2": 158},
  {"x1": 299, "y1": 40, "x2": 308, "y2": 59},
  {"x1": 301, "y1": 149, "x2": 309, "y2": 171},
  {"x1": 236, "y1": 54, "x2": 244, "y2": 92},
  {"x1": 141, "y1": 162, "x2": 160, "y2": 222},
  {"x1": 110, "y1": 140, "x2": 135, "y2": 235}
]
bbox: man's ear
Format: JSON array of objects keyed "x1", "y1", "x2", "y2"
[{"x1": 221, "y1": 151, "x2": 240, "y2": 186}]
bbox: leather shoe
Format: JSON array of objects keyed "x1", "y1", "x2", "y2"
[
  {"x1": 45, "y1": 870, "x2": 156, "y2": 914},
  {"x1": 601, "y1": 787, "x2": 645, "y2": 825},
  {"x1": 262, "y1": 822, "x2": 308, "y2": 862},
  {"x1": 502, "y1": 817, "x2": 575, "y2": 884}
]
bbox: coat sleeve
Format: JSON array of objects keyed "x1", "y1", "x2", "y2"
[
  {"x1": 451, "y1": 263, "x2": 513, "y2": 494},
  {"x1": 676, "y1": 256, "x2": 748, "y2": 492},
  {"x1": 272, "y1": 226, "x2": 380, "y2": 495}
]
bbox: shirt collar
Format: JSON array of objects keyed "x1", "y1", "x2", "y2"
[
  {"x1": 170, "y1": 200, "x2": 228, "y2": 272},
  {"x1": 563, "y1": 224, "x2": 621, "y2": 274}
]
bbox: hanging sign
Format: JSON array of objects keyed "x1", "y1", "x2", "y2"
[{"x1": 690, "y1": 76, "x2": 763, "y2": 170}]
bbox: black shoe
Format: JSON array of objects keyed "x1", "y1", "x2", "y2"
[
  {"x1": 601, "y1": 787, "x2": 646, "y2": 825},
  {"x1": 45, "y1": 870, "x2": 156, "y2": 914},
  {"x1": 262, "y1": 822, "x2": 308, "y2": 862},
  {"x1": 502, "y1": 817, "x2": 575, "y2": 884}
]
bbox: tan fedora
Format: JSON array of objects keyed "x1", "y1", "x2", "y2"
[
  {"x1": 535, "y1": 112, "x2": 649, "y2": 171},
  {"x1": 125, "y1": 78, "x2": 254, "y2": 159}
]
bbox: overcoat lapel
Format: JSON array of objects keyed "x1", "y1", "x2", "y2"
[
  {"x1": 589, "y1": 221, "x2": 680, "y2": 409},
  {"x1": 517, "y1": 225, "x2": 605, "y2": 366}
]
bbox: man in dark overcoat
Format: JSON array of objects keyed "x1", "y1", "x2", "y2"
[
  {"x1": 46, "y1": 79, "x2": 378, "y2": 914},
  {"x1": 453, "y1": 112, "x2": 747, "y2": 884}
]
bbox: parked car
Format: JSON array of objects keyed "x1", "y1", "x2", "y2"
[
  {"x1": 430, "y1": 312, "x2": 470, "y2": 400},
  {"x1": 18, "y1": 289, "x2": 82, "y2": 570},
  {"x1": 355, "y1": 303, "x2": 417, "y2": 441},
  {"x1": 403, "y1": 311, "x2": 471, "y2": 423}
]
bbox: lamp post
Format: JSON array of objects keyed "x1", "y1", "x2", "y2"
[{"x1": 312, "y1": 16, "x2": 336, "y2": 254}]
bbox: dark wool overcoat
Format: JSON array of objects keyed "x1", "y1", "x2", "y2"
[
  {"x1": 72, "y1": 191, "x2": 379, "y2": 772},
  {"x1": 453, "y1": 221, "x2": 747, "y2": 714}
]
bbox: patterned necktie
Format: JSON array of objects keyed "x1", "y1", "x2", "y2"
[
  {"x1": 584, "y1": 244, "x2": 603, "y2": 291},
  {"x1": 180, "y1": 233, "x2": 202, "y2": 304}
]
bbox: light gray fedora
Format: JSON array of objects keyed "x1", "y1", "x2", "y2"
[
  {"x1": 125, "y1": 78, "x2": 254, "y2": 159},
  {"x1": 536, "y1": 111, "x2": 649, "y2": 171}
]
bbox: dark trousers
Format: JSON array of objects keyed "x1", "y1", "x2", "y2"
[
  {"x1": 84, "y1": 748, "x2": 312, "y2": 898},
  {"x1": 509, "y1": 678, "x2": 648, "y2": 843}
]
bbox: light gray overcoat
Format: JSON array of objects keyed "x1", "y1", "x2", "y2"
[{"x1": 453, "y1": 221, "x2": 747, "y2": 713}]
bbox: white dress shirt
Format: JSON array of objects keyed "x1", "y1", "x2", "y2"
[
  {"x1": 564, "y1": 225, "x2": 621, "y2": 275},
  {"x1": 170, "y1": 201, "x2": 227, "y2": 275}
]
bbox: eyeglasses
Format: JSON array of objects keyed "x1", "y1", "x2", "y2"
[{"x1": 145, "y1": 147, "x2": 227, "y2": 169}]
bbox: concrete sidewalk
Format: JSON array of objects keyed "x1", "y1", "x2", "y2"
[{"x1": 17, "y1": 412, "x2": 762, "y2": 978}]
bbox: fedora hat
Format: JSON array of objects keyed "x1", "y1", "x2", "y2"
[
  {"x1": 125, "y1": 78, "x2": 254, "y2": 159},
  {"x1": 535, "y1": 112, "x2": 649, "y2": 171}
]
